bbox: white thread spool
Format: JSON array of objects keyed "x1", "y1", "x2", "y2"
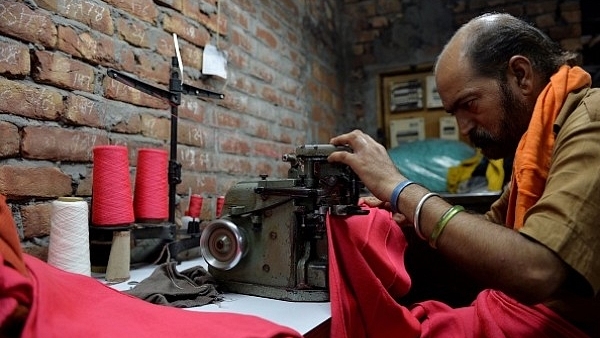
[{"x1": 47, "y1": 197, "x2": 91, "y2": 276}]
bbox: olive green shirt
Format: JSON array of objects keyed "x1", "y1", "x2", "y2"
[{"x1": 486, "y1": 87, "x2": 600, "y2": 336}]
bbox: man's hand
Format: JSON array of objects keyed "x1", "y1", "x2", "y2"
[
  {"x1": 328, "y1": 130, "x2": 406, "y2": 204},
  {"x1": 359, "y1": 195, "x2": 411, "y2": 227}
]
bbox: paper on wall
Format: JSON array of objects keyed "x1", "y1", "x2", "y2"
[{"x1": 202, "y1": 44, "x2": 227, "y2": 79}]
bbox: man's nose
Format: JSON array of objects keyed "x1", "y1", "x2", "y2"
[{"x1": 455, "y1": 115, "x2": 474, "y2": 136}]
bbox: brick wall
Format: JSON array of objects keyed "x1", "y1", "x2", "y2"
[
  {"x1": 339, "y1": 0, "x2": 583, "y2": 142},
  {"x1": 0, "y1": 0, "x2": 342, "y2": 260}
]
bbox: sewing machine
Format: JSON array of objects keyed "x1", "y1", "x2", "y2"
[{"x1": 199, "y1": 144, "x2": 368, "y2": 302}]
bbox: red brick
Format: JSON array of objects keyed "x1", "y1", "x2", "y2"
[
  {"x1": 178, "y1": 97, "x2": 207, "y2": 123},
  {"x1": 140, "y1": 114, "x2": 171, "y2": 141},
  {"x1": 561, "y1": 9, "x2": 581, "y2": 24},
  {"x1": 216, "y1": 14, "x2": 228, "y2": 36},
  {"x1": 0, "y1": 78, "x2": 63, "y2": 120},
  {"x1": 255, "y1": 160, "x2": 274, "y2": 177},
  {"x1": 250, "y1": 62, "x2": 274, "y2": 84},
  {"x1": 0, "y1": 1, "x2": 57, "y2": 48},
  {"x1": 219, "y1": 133, "x2": 251, "y2": 155},
  {"x1": 22, "y1": 126, "x2": 108, "y2": 162},
  {"x1": 64, "y1": 94, "x2": 104, "y2": 128},
  {"x1": 132, "y1": 53, "x2": 170, "y2": 85},
  {"x1": 253, "y1": 141, "x2": 281, "y2": 159},
  {"x1": 260, "y1": 86, "x2": 281, "y2": 107},
  {"x1": 57, "y1": 26, "x2": 118, "y2": 66},
  {"x1": 112, "y1": 47, "x2": 136, "y2": 73},
  {"x1": 21, "y1": 202, "x2": 52, "y2": 238},
  {"x1": 37, "y1": 0, "x2": 114, "y2": 35},
  {"x1": 232, "y1": 74, "x2": 256, "y2": 94},
  {"x1": 0, "y1": 41, "x2": 29, "y2": 77},
  {"x1": 371, "y1": 16, "x2": 389, "y2": 28},
  {"x1": 104, "y1": 0, "x2": 158, "y2": 23},
  {"x1": 180, "y1": 43, "x2": 203, "y2": 70},
  {"x1": 163, "y1": 12, "x2": 211, "y2": 47},
  {"x1": 560, "y1": 0, "x2": 580, "y2": 12},
  {"x1": 0, "y1": 165, "x2": 72, "y2": 199},
  {"x1": 261, "y1": 11, "x2": 280, "y2": 31},
  {"x1": 216, "y1": 110, "x2": 242, "y2": 129},
  {"x1": 76, "y1": 173, "x2": 93, "y2": 196},
  {"x1": 227, "y1": 4, "x2": 249, "y2": 31},
  {"x1": 217, "y1": 155, "x2": 252, "y2": 175},
  {"x1": 525, "y1": 1, "x2": 557, "y2": 15},
  {"x1": 116, "y1": 18, "x2": 150, "y2": 48},
  {"x1": 111, "y1": 112, "x2": 144, "y2": 134},
  {"x1": 231, "y1": 28, "x2": 253, "y2": 54},
  {"x1": 154, "y1": 30, "x2": 176, "y2": 59},
  {"x1": 178, "y1": 145, "x2": 213, "y2": 171},
  {"x1": 177, "y1": 120, "x2": 211, "y2": 147},
  {"x1": 0, "y1": 121, "x2": 20, "y2": 158},
  {"x1": 156, "y1": 0, "x2": 183, "y2": 11},
  {"x1": 178, "y1": 171, "x2": 216, "y2": 196},
  {"x1": 32, "y1": 51, "x2": 95, "y2": 93},
  {"x1": 182, "y1": 1, "x2": 221, "y2": 34},
  {"x1": 248, "y1": 120, "x2": 270, "y2": 139}
]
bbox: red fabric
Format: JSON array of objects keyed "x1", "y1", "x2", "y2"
[
  {"x1": 3, "y1": 253, "x2": 301, "y2": 338},
  {"x1": 412, "y1": 290, "x2": 588, "y2": 338},
  {"x1": 327, "y1": 207, "x2": 588, "y2": 338},
  {"x1": 0, "y1": 194, "x2": 28, "y2": 277},
  {"x1": 327, "y1": 207, "x2": 421, "y2": 338}
]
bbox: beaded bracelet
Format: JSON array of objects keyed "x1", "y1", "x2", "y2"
[
  {"x1": 389, "y1": 180, "x2": 415, "y2": 214},
  {"x1": 413, "y1": 192, "x2": 440, "y2": 240},
  {"x1": 429, "y1": 205, "x2": 465, "y2": 249}
]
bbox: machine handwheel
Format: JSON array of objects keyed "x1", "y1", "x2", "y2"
[{"x1": 200, "y1": 219, "x2": 246, "y2": 270}]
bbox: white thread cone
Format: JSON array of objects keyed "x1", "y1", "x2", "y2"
[{"x1": 47, "y1": 197, "x2": 91, "y2": 276}]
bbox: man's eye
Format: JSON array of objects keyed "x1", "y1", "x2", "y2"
[{"x1": 461, "y1": 99, "x2": 476, "y2": 111}]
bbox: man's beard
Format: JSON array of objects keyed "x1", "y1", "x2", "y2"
[{"x1": 469, "y1": 82, "x2": 530, "y2": 159}]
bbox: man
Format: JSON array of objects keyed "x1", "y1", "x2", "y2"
[{"x1": 329, "y1": 13, "x2": 600, "y2": 337}]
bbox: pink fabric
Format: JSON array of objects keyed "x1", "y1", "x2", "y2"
[
  {"x1": 6, "y1": 253, "x2": 301, "y2": 338},
  {"x1": 413, "y1": 290, "x2": 588, "y2": 338},
  {"x1": 327, "y1": 207, "x2": 421, "y2": 338},
  {"x1": 327, "y1": 206, "x2": 588, "y2": 338}
]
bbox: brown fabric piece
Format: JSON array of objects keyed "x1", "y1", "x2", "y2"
[
  {"x1": 0, "y1": 194, "x2": 28, "y2": 278},
  {"x1": 125, "y1": 261, "x2": 222, "y2": 308}
]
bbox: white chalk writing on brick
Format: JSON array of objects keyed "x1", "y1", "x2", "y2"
[
  {"x1": 0, "y1": 3, "x2": 45, "y2": 29},
  {"x1": 64, "y1": 0, "x2": 106, "y2": 23},
  {"x1": 74, "y1": 73, "x2": 92, "y2": 89},
  {"x1": 0, "y1": 45, "x2": 20, "y2": 65}
]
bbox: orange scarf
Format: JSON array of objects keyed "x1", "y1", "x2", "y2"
[{"x1": 506, "y1": 66, "x2": 591, "y2": 229}]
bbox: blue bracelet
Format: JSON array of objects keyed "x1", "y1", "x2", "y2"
[{"x1": 390, "y1": 180, "x2": 414, "y2": 214}]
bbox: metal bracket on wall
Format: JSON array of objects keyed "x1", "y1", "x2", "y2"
[{"x1": 106, "y1": 35, "x2": 224, "y2": 224}]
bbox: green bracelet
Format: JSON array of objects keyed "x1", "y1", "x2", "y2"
[{"x1": 429, "y1": 205, "x2": 465, "y2": 249}]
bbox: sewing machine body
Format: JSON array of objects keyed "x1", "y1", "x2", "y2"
[{"x1": 200, "y1": 144, "x2": 367, "y2": 301}]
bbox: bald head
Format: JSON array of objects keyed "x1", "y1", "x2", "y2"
[{"x1": 435, "y1": 13, "x2": 576, "y2": 83}]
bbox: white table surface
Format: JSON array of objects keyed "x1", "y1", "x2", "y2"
[{"x1": 96, "y1": 256, "x2": 331, "y2": 335}]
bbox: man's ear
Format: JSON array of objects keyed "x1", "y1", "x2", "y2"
[{"x1": 508, "y1": 55, "x2": 534, "y2": 95}]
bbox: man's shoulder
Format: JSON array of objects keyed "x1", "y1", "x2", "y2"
[
  {"x1": 580, "y1": 87, "x2": 600, "y2": 121},
  {"x1": 556, "y1": 87, "x2": 600, "y2": 126}
]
